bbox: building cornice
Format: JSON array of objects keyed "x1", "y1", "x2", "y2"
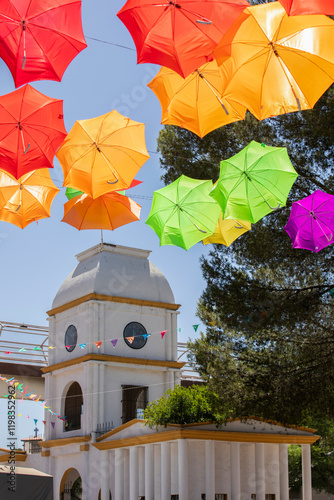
[
  {"x1": 41, "y1": 435, "x2": 91, "y2": 448},
  {"x1": 47, "y1": 293, "x2": 181, "y2": 316},
  {"x1": 41, "y1": 354, "x2": 185, "y2": 374},
  {"x1": 96, "y1": 419, "x2": 144, "y2": 442},
  {"x1": 92, "y1": 429, "x2": 320, "y2": 450}
]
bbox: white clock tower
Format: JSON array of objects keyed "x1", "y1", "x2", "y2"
[{"x1": 43, "y1": 242, "x2": 182, "y2": 444}]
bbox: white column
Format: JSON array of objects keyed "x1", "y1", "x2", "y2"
[
  {"x1": 230, "y1": 442, "x2": 241, "y2": 500},
  {"x1": 279, "y1": 444, "x2": 289, "y2": 500},
  {"x1": 92, "y1": 362, "x2": 99, "y2": 437},
  {"x1": 302, "y1": 444, "x2": 312, "y2": 500},
  {"x1": 205, "y1": 440, "x2": 215, "y2": 500},
  {"x1": 145, "y1": 444, "x2": 154, "y2": 500},
  {"x1": 129, "y1": 446, "x2": 139, "y2": 500},
  {"x1": 99, "y1": 363, "x2": 105, "y2": 427},
  {"x1": 178, "y1": 439, "x2": 189, "y2": 500},
  {"x1": 161, "y1": 441, "x2": 171, "y2": 500},
  {"x1": 165, "y1": 311, "x2": 172, "y2": 360},
  {"x1": 101, "y1": 451, "x2": 110, "y2": 500},
  {"x1": 82, "y1": 449, "x2": 90, "y2": 500},
  {"x1": 171, "y1": 312, "x2": 178, "y2": 361},
  {"x1": 255, "y1": 443, "x2": 265, "y2": 500},
  {"x1": 114, "y1": 448, "x2": 124, "y2": 500},
  {"x1": 43, "y1": 374, "x2": 51, "y2": 440}
]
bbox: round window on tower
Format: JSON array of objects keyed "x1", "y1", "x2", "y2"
[
  {"x1": 64, "y1": 325, "x2": 77, "y2": 352},
  {"x1": 123, "y1": 322, "x2": 148, "y2": 349}
]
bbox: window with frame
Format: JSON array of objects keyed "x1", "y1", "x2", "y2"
[
  {"x1": 64, "y1": 381, "x2": 83, "y2": 431},
  {"x1": 121, "y1": 385, "x2": 148, "y2": 424},
  {"x1": 201, "y1": 495, "x2": 228, "y2": 500},
  {"x1": 251, "y1": 495, "x2": 275, "y2": 500},
  {"x1": 171, "y1": 496, "x2": 179, "y2": 500}
]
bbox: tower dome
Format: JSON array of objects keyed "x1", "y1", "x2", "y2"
[{"x1": 51, "y1": 242, "x2": 175, "y2": 309}]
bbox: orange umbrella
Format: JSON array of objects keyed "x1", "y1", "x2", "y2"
[
  {"x1": 278, "y1": 0, "x2": 334, "y2": 16},
  {"x1": 148, "y1": 60, "x2": 246, "y2": 138},
  {"x1": 0, "y1": 169, "x2": 59, "y2": 228},
  {"x1": 62, "y1": 191, "x2": 141, "y2": 231},
  {"x1": 57, "y1": 110, "x2": 150, "y2": 199},
  {"x1": 202, "y1": 215, "x2": 251, "y2": 246},
  {"x1": 214, "y1": 2, "x2": 334, "y2": 120}
]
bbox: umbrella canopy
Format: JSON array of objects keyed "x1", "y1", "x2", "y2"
[
  {"x1": 0, "y1": 84, "x2": 67, "y2": 179},
  {"x1": 0, "y1": 168, "x2": 59, "y2": 228},
  {"x1": 210, "y1": 141, "x2": 298, "y2": 223},
  {"x1": 57, "y1": 110, "x2": 150, "y2": 199},
  {"x1": 147, "y1": 60, "x2": 246, "y2": 138},
  {"x1": 64, "y1": 179, "x2": 143, "y2": 200},
  {"x1": 202, "y1": 214, "x2": 251, "y2": 246},
  {"x1": 278, "y1": 0, "x2": 334, "y2": 16},
  {"x1": 117, "y1": 0, "x2": 249, "y2": 78},
  {"x1": 62, "y1": 192, "x2": 141, "y2": 231},
  {"x1": 0, "y1": 0, "x2": 87, "y2": 87},
  {"x1": 284, "y1": 190, "x2": 334, "y2": 253},
  {"x1": 146, "y1": 174, "x2": 221, "y2": 250},
  {"x1": 214, "y1": 2, "x2": 334, "y2": 120}
]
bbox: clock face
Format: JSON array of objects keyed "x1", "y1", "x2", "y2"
[
  {"x1": 123, "y1": 322, "x2": 148, "y2": 349},
  {"x1": 65, "y1": 325, "x2": 77, "y2": 352}
]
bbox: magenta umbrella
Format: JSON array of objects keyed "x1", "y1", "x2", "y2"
[{"x1": 284, "y1": 190, "x2": 334, "y2": 252}]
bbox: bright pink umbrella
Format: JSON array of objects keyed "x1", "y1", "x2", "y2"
[
  {"x1": 284, "y1": 190, "x2": 334, "y2": 252},
  {"x1": 278, "y1": 0, "x2": 334, "y2": 16}
]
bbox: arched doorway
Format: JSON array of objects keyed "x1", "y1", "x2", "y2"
[
  {"x1": 60, "y1": 468, "x2": 82, "y2": 499},
  {"x1": 98, "y1": 489, "x2": 112, "y2": 499},
  {"x1": 64, "y1": 382, "x2": 83, "y2": 431}
]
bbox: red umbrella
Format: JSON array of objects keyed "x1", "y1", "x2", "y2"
[
  {"x1": 0, "y1": 84, "x2": 67, "y2": 179},
  {"x1": 278, "y1": 0, "x2": 334, "y2": 15},
  {"x1": 0, "y1": 0, "x2": 87, "y2": 87},
  {"x1": 117, "y1": 0, "x2": 249, "y2": 78}
]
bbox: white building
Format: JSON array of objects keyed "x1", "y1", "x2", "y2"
[{"x1": 6, "y1": 243, "x2": 319, "y2": 499}]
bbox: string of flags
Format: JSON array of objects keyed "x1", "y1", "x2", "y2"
[
  {"x1": 0, "y1": 376, "x2": 66, "y2": 421},
  {"x1": 2, "y1": 328, "x2": 169, "y2": 354}
]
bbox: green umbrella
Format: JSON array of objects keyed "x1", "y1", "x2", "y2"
[
  {"x1": 146, "y1": 175, "x2": 221, "y2": 250},
  {"x1": 210, "y1": 141, "x2": 298, "y2": 223},
  {"x1": 65, "y1": 187, "x2": 84, "y2": 200}
]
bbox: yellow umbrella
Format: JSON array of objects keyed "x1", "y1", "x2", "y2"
[
  {"x1": 62, "y1": 191, "x2": 141, "y2": 231},
  {"x1": 0, "y1": 169, "x2": 59, "y2": 228},
  {"x1": 214, "y1": 2, "x2": 334, "y2": 120},
  {"x1": 57, "y1": 110, "x2": 150, "y2": 199},
  {"x1": 147, "y1": 60, "x2": 246, "y2": 138},
  {"x1": 202, "y1": 215, "x2": 251, "y2": 246}
]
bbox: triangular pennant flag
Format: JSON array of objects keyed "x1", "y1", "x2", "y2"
[
  {"x1": 18, "y1": 414, "x2": 21, "y2": 417},
  {"x1": 14, "y1": 382, "x2": 19, "y2": 387},
  {"x1": 29, "y1": 394, "x2": 37, "y2": 399},
  {"x1": 48, "y1": 346, "x2": 54, "y2": 349},
  {"x1": 27, "y1": 415, "x2": 30, "y2": 419},
  {"x1": 34, "y1": 395, "x2": 41, "y2": 402},
  {"x1": 19, "y1": 348, "x2": 26, "y2": 352},
  {"x1": 160, "y1": 330, "x2": 167, "y2": 339},
  {"x1": 5, "y1": 351, "x2": 11, "y2": 354},
  {"x1": 126, "y1": 337, "x2": 134, "y2": 344},
  {"x1": 95, "y1": 341, "x2": 102, "y2": 349},
  {"x1": 34, "y1": 419, "x2": 38, "y2": 425},
  {"x1": 178, "y1": 328, "x2": 181, "y2": 332},
  {"x1": 16, "y1": 384, "x2": 23, "y2": 391},
  {"x1": 65, "y1": 345, "x2": 71, "y2": 349},
  {"x1": 209, "y1": 321, "x2": 216, "y2": 326},
  {"x1": 142, "y1": 334, "x2": 150, "y2": 339},
  {"x1": 51, "y1": 422, "x2": 55, "y2": 429},
  {"x1": 6, "y1": 378, "x2": 14, "y2": 383},
  {"x1": 79, "y1": 343, "x2": 86, "y2": 349},
  {"x1": 111, "y1": 339, "x2": 118, "y2": 348},
  {"x1": 23, "y1": 387, "x2": 27, "y2": 395},
  {"x1": 42, "y1": 420, "x2": 46, "y2": 425},
  {"x1": 33, "y1": 346, "x2": 42, "y2": 351},
  {"x1": 192, "y1": 324, "x2": 200, "y2": 332}
]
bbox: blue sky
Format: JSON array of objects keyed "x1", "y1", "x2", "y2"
[{"x1": 0, "y1": 0, "x2": 214, "y2": 445}]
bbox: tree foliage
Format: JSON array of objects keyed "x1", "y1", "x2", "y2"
[
  {"x1": 143, "y1": 384, "x2": 229, "y2": 429},
  {"x1": 157, "y1": 87, "x2": 334, "y2": 425}
]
